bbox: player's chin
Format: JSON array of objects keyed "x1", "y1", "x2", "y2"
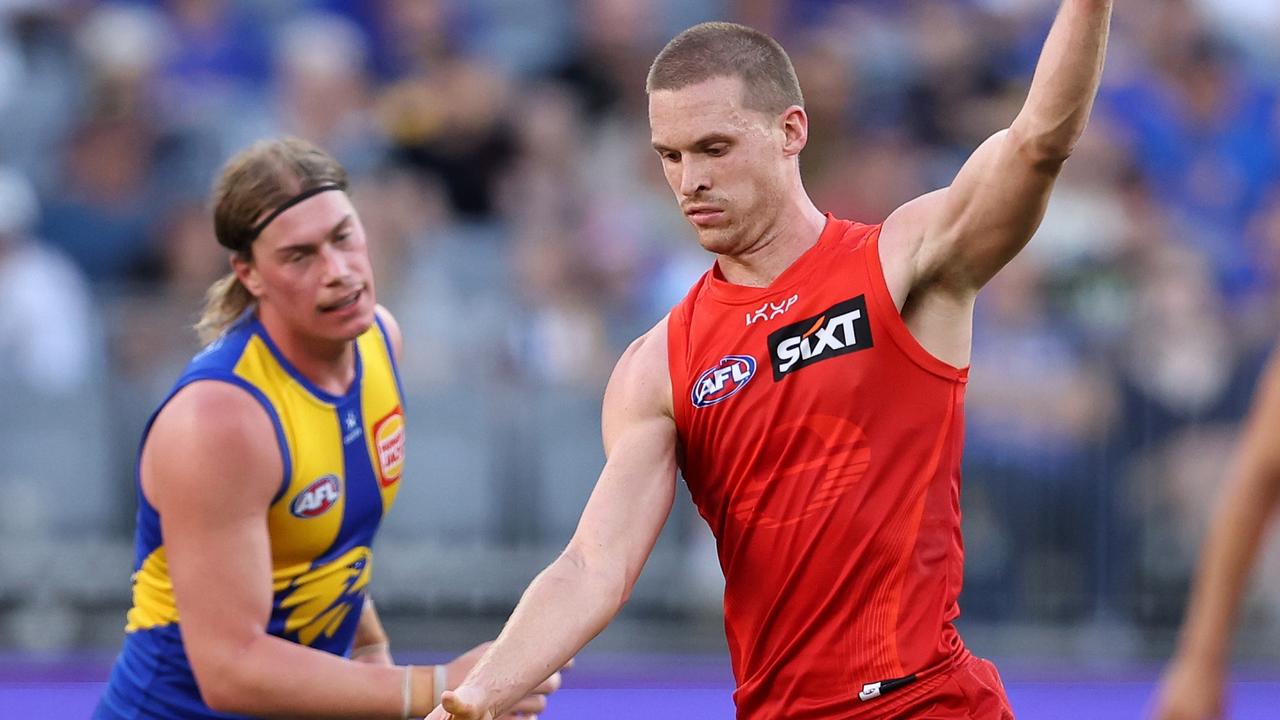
[{"x1": 694, "y1": 226, "x2": 739, "y2": 254}]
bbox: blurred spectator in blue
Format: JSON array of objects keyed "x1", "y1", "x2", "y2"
[
  {"x1": 270, "y1": 10, "x2": 385, "y2": 176},
  {"x1": 1103, "y1": 2, "x2": 1280, "y2": 300},
  {"x1": 36, "y1": 3, "x2": 166, "y2": 284},
  {"x1": 151, "y1": 0, "x2": 271, "y2": 99},
  {"x1": 0, "y1": 167, "x2": 95, "y2": 394},
  {"x1": 964, "y1": 255, "x2": 1116, "y2": 618},
  {"x1": 322, "y1": 0, "x2": 466, "y2": 81},
  {"x1": 39, "y1": 114, "x2": 158, "y2": 284},
  {"x1": 1114, "y1": 243, "x2": 1267, "y2": 458},
  {"x1": 0, "y1": 3, "x2": 81, "y2": 191}
]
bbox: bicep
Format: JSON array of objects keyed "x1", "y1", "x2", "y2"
[
  {"x1": 569, "y1": 327, "x2": 678, "y2": 584},
  {"x1": 907, "y1": 128, "x2": 1061, "y2": 292},
  {"x1": 571, "y1": 412, "x2": 678, "y2": 584},
  {"x1": 144, "y1": 384, "x2": 281, "y2": 682}
]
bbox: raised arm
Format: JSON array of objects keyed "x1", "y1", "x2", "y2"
[
  {"x1": 1153, "y1": 353, "x2": 1280, "y2": 720},
  {"x1": 882, "y1": 0, "x2": 1113, "y2": 300},
  {"x1": 433, "y1": 319, "x2": 680, "y2": 720},
  {"x1": 147, "y1": 381, "x2": 436, "y2": 718}
]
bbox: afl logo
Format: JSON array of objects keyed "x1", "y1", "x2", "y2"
[
  {"x1": 691, "y1": 355, "x2": 757, "y2": 408},
  {"x1": 373, "y1": 408, "x2": 405, "y2": 488},
  {"x1": 290, "y1": 475, "x2": 341, "y2": 518}
]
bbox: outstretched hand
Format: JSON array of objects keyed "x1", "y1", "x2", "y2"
[
  {"x1": 424, "y1": 645, "x2": 568, "y2": 720},
  {"x1": 425, "y1": 685, "x2": 494, "y2": 720}
]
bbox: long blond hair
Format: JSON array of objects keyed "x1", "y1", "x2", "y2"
[{"x1": 195, "y1": 137, "x2": 349, "y2": 344}]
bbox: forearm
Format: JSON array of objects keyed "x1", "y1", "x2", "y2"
[
  {"x1": 1175, "y1": 471, "x2": 1280, "y2": 666},
  {"x1": 1011, "y1": 0, "x2": 1113, "y2": 162},
  {"x1": 465, "y1": 547, "x2": 627, "y2": 717},
  {"x1": 201, "y1": 633, "x2": 437, "y2": 718}
]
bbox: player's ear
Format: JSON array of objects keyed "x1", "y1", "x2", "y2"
[
  {"x1": 780, "y1": 105, "x2": 808, "y2": 157},
  {"x1": 232, "y1": 252, "x2": 264, "y2": 299}
]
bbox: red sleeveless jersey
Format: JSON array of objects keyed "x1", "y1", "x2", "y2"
[{"x1": 668, "y1": 216, "x2": 971, "y2": 719}]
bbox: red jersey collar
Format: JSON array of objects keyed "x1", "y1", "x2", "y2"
[{"x1": 704, "y1": 213, "x2": 845, "y2": 305}]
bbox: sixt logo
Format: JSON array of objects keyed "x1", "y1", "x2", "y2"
[
  {"x1": 746, "y1": 294, "x2": 799, "y2": 326},
  {"x1": 767, "y1": 296, "x2": 873, "y2": 380},
  {"x1": 691, "y1": 355, "x2": 757, "y2": 408},
  {"x1": 290, "y1": 475, "x2": 341, "y2": 518}
]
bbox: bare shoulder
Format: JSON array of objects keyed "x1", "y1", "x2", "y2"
[
  {"x1": 142, "y1": 380, "x2": 282, "y2": 510},
  {"x1": 374, "y1": 304, "x2": 403, "y2": 360},
  {"x1": 604, "y1": 316, "x2": 674, "y2": 425}
]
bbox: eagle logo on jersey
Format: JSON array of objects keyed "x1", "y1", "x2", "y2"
[
  {"x1": 692, "y1": 355, "x2": 757, "y2": 408},
  {"x1": 279, "y1": 545, "x2": 372, "y2": 646},
  {"x1": 767, "y1": 295, "x2": 873, "y2": 380}
]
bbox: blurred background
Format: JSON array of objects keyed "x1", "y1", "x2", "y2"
[{"x1": 2, "y1": 0, "x2": 1279, "y2": 716}]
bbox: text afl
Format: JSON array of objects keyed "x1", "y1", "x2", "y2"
[
  {"x1": 290, "y1": 474, "x2": 341, "y2": 518},
  {"x1": 691, "y1": 355, "x2": 757, "y2": 408}
]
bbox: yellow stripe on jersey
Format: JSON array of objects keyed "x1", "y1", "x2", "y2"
[
  {"x1": 125, "y1": 547, "x2": 178, "y2": 632},
  {"x1": 236, "y1": 335, "x2": 349, "y2": 567}
]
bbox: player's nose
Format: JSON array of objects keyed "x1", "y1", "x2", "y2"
[{"x1": 680, "y1": 159, "x2": 712, "y2": 197}]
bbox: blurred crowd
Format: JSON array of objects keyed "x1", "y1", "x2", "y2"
[{"x1": 3, "y1": 0, "x2": 1280, "y2": 641}]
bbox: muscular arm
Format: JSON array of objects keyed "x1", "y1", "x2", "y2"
[
  {"x1": 883, "y1": 0, "x2": 1113, "y2": 301},
  {"x1": 1154, "y1": 354, "x2": 1280, "y2": 720},
  {"x1": 437, "y1": 320, "x2": 680, "y2": 719},
  {"x1": 146, "y1": 382, "x2": 437, "y2": 718}
]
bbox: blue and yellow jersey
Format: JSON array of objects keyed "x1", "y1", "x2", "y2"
[{"x1": 96, "y1": 311, "x2": 405, "y2": 719}]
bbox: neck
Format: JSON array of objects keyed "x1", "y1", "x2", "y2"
[
  {"x1": 716, "y1": 192, "x2": 826, "y2": 288},
  {"x1": 258, "y1": 309, "x2": 356, "y2": 396}
]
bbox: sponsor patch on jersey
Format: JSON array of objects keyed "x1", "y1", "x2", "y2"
[
  {"x1": 290, "y1": 474, "x2": 341, "y2": 518},
  {"x1": 691, "y1": 355, "x2": 757, "y2": 408},
  {"x1": 373, "y1": 407, "x2": 405, "y2": 487},
  {"x1": 767, "y1": 295, "x2": 873, "y2": 380},
  {"x1": 745, "y1": 294, "x2": 799, "y2": 326}
]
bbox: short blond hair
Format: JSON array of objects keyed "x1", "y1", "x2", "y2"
[{"x1": 646, "y1": 22, "x2": 803, "y2": 114}]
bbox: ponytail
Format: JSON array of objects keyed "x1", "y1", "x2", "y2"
[{"x1": 195, "y1": 271, "x2": 255, "y2": 345}]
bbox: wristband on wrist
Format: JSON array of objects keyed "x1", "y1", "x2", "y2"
[
  {"x1": 401, "y1": 665, "x2": 413, "y2": 720},
  {"x1": 433, "y1": 664, "x2": 448, "y2": 707}
]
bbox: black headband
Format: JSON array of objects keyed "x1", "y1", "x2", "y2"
[{"x1": 222, "y1": 182, "x2": 345, "y2": 251}]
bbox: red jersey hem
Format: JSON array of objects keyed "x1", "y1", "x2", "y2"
[{"x1": 847, "y1": 647, "x2": 975, "y2": 720}]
